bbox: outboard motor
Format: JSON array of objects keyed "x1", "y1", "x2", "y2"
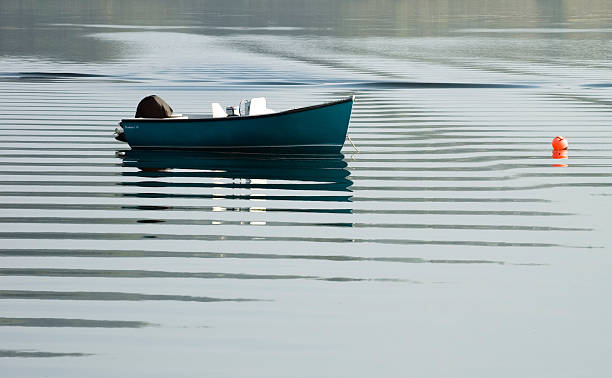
[{"x1": 135, "y1": 95, "x2": 174, "y2": 118}]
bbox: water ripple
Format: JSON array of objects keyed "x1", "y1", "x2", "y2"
[
  {"x1": 0, "y1": 350, "x2": 91, "y2": 358},
  {"x1": 0, "y1": 290, "x2": 260, "y2": 302},
  {"x1": 0, "y1": 317, "x2": 153, "y2": 328},
  {"x1": 0, "y1": 231, "x2": 584, "y2": 248}
]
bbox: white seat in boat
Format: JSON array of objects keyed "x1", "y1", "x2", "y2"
[
  {"x1": 248, "y1": 97, "x2": 274, "y2": 116},
  {"x1": 211, "y1": 103, "x2": 227, "y2": 118}
]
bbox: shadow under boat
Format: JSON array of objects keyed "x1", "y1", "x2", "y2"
[{"x1": 118, "y1": 150, "x2": 353, "y2": 195}]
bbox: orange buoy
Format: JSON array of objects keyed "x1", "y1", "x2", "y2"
[{"x1": 552, "y1": 136, "x2": 568, "y2": 150}]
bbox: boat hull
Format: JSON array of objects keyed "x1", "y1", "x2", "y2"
[{"x1": 120, "y1": 97, "x2": 354, "y2": 154}]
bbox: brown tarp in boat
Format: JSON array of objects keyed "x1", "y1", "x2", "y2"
[{"x1": 135, "y1": 95, "x2": 173, "y2": 118}]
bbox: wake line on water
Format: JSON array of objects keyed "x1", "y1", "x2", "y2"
[
  {"x1": 0, "y1": 73, "x2": 537, "y2": 89},
  {"x1": 0, "y1": 231, "x2": 594, "y2": 248},
  {"x1": 0, "y1": 268, "x2": 414, "y2": 284},
  {"x1": 0, "y1": 72, "x2": 136, "y2": 84},
  {"x1": 0, "y1": 290, "x2": 260, "y2": 303},
  {"x1": 0, "y1": 350, "x2": 91, "y2": 358},
  {"x1": 0, "y1": 248, "x2": 512, "y2": 265},
  {"x1": 343, "y1": 81, "x2": 536, "y2": 89},
  {"x1": 0, "y1": 317, "x2": 153, "y2": 328},
  {"x1": 204, "y1": 79, "x2": 537, "y2": 89},
  {"x1": 13, "y1": 72, "x2": 107, "y2": 78}
]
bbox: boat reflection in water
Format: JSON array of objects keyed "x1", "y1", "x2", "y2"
[{"x1": 118, "y1": 150, "x2": 354, "y2": 213}]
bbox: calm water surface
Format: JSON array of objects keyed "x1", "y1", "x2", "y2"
[{"x1": 1, "y1": 1, "x2": 611, "y2": 377}]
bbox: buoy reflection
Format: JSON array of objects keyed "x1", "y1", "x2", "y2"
[{"x1": 552, "y1": 149, "x2": 568, "y2": 167}]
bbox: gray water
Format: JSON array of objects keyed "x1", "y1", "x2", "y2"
[{"x1": 1, "y1": 1, "x2": 611, "y2": 377}]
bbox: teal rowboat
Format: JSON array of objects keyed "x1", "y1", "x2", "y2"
[{"x1": 117, "y1": 96, "x2": 354, "y2": 154}]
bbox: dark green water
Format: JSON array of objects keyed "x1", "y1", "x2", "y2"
[{"x1": 1, "y1": 1, "x2": 611, "y2": 377}]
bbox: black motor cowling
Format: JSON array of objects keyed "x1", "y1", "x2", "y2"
[{"x1": 135, "y1": 95, "x2": 173, "y2": 118}]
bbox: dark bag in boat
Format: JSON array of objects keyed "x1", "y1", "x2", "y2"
[{"x1": 135, "y1": 95, "x2": 173, "y2": 118}]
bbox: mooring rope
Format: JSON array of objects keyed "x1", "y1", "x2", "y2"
[{"x1": 346, "y1": 134, "x2": 359, "y2": 153}]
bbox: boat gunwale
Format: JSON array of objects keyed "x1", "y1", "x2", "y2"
[{"x1": 120, "y1": 96, "x2": 354, "y2": 125}]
